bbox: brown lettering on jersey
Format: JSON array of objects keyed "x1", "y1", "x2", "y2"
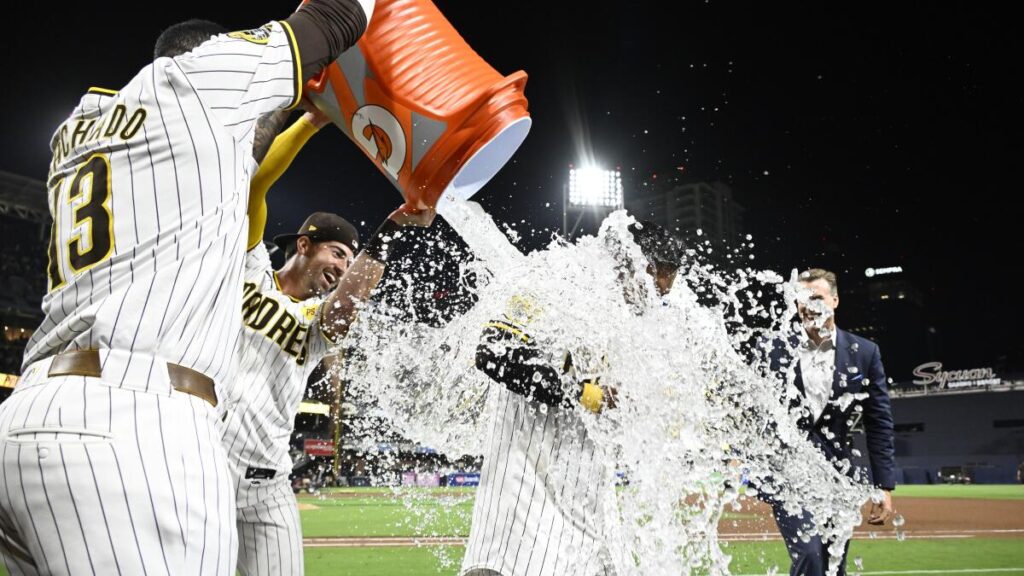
[
  {"x1": 249, "y1": 298, "x2": 281, "y2": 331},
  {"x1": 49, "y1": 101, "x2": 148, "y2": 177},
  {"x1": 58, "y1": 125, "x2": 71, "y2": 159},
  {"x1": 288, "y1": 325, "x2": 310, "y2": 366},
  {"x1": 103, "y1": 105, "x2": 128, "y2": 138},
  {"x1": 120, "y1": 109, "x2": 147, "y2": 140},
  {"x1": 240, "y1": 281, "x2": 313, "y2": 365},
  {"x1": 71, "y1": 120, "x2": 94, "y2": 149},
  {"x1": 241, "y1": 283, "x2": 263, "y2": 321},
  {"x1": 267, "y1": 311, "x2": 298, "y2": 347}
]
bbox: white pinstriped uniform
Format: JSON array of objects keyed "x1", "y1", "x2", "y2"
[
  {"x1": 461, "y1": 310, "x2": 617, "y2": 576},
  {"x1": 220, "y1": 243, "x2": 331, "y2": 576},
  {"x1": 0, "y1": 22, "x2": 302, "y2": 575},
  {"x1": 461, "y1": 391, "x2": 616, "y2": 576}
]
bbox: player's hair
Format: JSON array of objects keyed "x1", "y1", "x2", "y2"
[
  {"x1": 284, "y1": 237, "x2": 324, "y2": 260},
  {"x1": 154, "y1": 19, "x2": 228, "y2": 59},
  {"x1": 799, "y1": 268, "x2": 839, "y2": 296},
  {"x1": 284, "y1": 240, "x2": 300, "y2": 260},
  {"x1": 628, "y1": 220, "x2": 685, "y2": 272}
]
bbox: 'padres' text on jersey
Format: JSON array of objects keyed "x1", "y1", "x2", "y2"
[{"x1": 221, "y1": 243, "x2": 331, "y2": 505}]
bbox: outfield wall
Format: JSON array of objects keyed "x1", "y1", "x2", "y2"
[{"x1": 853, "y1": 389, "x2": 1024, "y2": 484}]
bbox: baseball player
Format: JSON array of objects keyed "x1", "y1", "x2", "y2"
[
  {"x1": 460, "y1": 222, "x2": 684, "y2": 576},
  {"x1": 0, "y1": 4, "x2": 374, "y2": 574},
  {"x1": 221, "y1": 108, "x2": 437, "y2": 575}
]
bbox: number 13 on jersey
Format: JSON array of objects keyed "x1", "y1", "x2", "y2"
[{"x1": 46, "y1": 153, "x2": 115, "y2": 291}]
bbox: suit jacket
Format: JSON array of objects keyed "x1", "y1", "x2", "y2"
[{"x1": 768, "y1": 328, "x2": 896, "y2": 490}]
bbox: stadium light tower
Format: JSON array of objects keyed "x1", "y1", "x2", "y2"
[{"x1": 563, "y1": 165, "x2": 623, "y2": 238}]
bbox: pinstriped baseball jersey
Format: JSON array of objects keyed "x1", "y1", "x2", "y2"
[
  {"x1": 23, "y1": 21, "x2": 303, "y2": 392},
  {"x1": 0, "y1": 22, "x2": 302, "y2": 576},
  {"x1": 221, "y1": 243, "x2": 331, "y2": 507},
  {"x1": 461, "y1": 389, "x2": 615, "y2": 576},
  {"x1": 462, "y1": 302, "x2": 616, "y2": 576}
]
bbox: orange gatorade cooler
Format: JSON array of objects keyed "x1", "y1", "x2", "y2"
[{"x1": 305, "y1": 0, "x2": 531, "y2": 208}]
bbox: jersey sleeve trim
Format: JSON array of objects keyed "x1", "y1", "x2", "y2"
[
  {"x1": 484, "y1": 321, "x2": 531, "y2": 343},
  {"x1": 278, "y1": 20, "x2": 304, "y2": 110}
]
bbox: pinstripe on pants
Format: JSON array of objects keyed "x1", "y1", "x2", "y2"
[
  {"x1": 235, "y1": 480, "x2": 303, "y2": 576},
  {"x1": 0, "y1": 362, "x2": 236, "y2": 575}
]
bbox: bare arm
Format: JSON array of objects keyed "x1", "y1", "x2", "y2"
[
  {"x1": 251, "y1": 110, "x2": 292, "y2": 166},
  {"x1": 319, "y1": 252, "x2": 386, "y2": 343},
  {"x1": 319, "y1": 205, "x2": 436, "y2": 342}
]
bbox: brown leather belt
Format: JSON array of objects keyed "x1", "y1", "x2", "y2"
[{"x1": 46, "y1": 350, "x2": 218, "y2": 407}]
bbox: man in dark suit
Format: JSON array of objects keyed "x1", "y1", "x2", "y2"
[{"x1": 767, "y1": 268, "x2": 896, "y2": 576}]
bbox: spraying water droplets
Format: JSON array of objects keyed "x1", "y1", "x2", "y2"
[{"x1": 334, "y1": 201, "x2": 877, "y2": 574}]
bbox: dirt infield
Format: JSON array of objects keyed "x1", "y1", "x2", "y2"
[
  {"x1": 720, "y1": 497, "x2": 1024, "y2": 538},
  {"x1": 300, "y1": 496, "x2": 1024, "y2": 547}
]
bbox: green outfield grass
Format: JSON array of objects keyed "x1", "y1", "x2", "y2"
[
  {"x1": 301, "y1": 539, "x2": 1024, "y2": 575},
  {"x1": 304, "y1": 547, "x2": 463, "y2": 576},
  {"x1": 297, "y1": 484, "x2": 1022, "y2": 540},
  {"x1": 342, "y1": 483, "x2": 1024, "y2": 499},
  {"x1": 299, "y1": 490, "x2": 759, "y2": 538},
  {"x1": 314, "y1": 483, "x2": 1024, "y2": 500},
  {"x1": 2, "y1": 485, "x2": 1020, "y2": 575},
  {"x1": 317, "y1": 487, "x2": 477, "y2": 497},
  {"x1": 893, "y1": 483, "x2": 1024, "y2": 500},
  {"x1": 295, "y1": 484, "x2": 1024, "y2": 575},
  {"x1": 301, "y1": 493, "x2": 476, "y2": 538},
  {"x1": 727, "y1": 538, "x2": 1024, "y2": 575},
  {"x1": 2, "y1": 539, "x2": 1021, "y2": 576}
]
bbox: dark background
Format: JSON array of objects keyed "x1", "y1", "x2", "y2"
[{"x1": 2, "y1": 1, "x2": 1021, "y2": 375}]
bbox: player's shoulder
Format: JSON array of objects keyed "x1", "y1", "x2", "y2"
[
  {"x1": 49, "y1": 85, "x2": 134, "y2": 168},
  {"x1": 247, "y1": 241, "x2": 272, "y2": 262},
  {"x1": 84, "y1": 86, "x2": 119, "y2": 100},
  {"x1": 245, "y1": 242, "x2": 275, "y2": 279},
  {"x1": 176, "y1": 21, "x2": 291, "y2": 61},
  {"x1": 840, "y1": 329, "x2": 879, "y2": 354},
  {"x1": 63, "y1": 87, "x2": 119, "y2": 119}
]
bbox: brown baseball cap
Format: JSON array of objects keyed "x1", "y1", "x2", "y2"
[{"x1": 273, "y1": 212, "x2": 360, "y2": 255}]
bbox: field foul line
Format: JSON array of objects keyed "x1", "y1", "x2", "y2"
[
  {"x1": 721, "y1": 534, "x2": 972, "y2": 542},
  {"x1": 721, "y1": 528, "x2": 1024, "y2": 541},
  {"x1": 737, "y1": 565, "x2": 1024, "y2": 569}
]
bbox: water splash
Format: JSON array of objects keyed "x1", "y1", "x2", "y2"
[{"x1": 330, "y1": 201, "x2": 877, "y2": 575}]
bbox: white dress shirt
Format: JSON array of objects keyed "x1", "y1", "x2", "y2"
[{"x1": 797, "y1": 329, "x2": 837, "y2": 421}]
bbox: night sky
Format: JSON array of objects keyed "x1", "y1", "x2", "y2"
[{"x1": 2, "y1": 2, "x2": 1020, "y2": 372}]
